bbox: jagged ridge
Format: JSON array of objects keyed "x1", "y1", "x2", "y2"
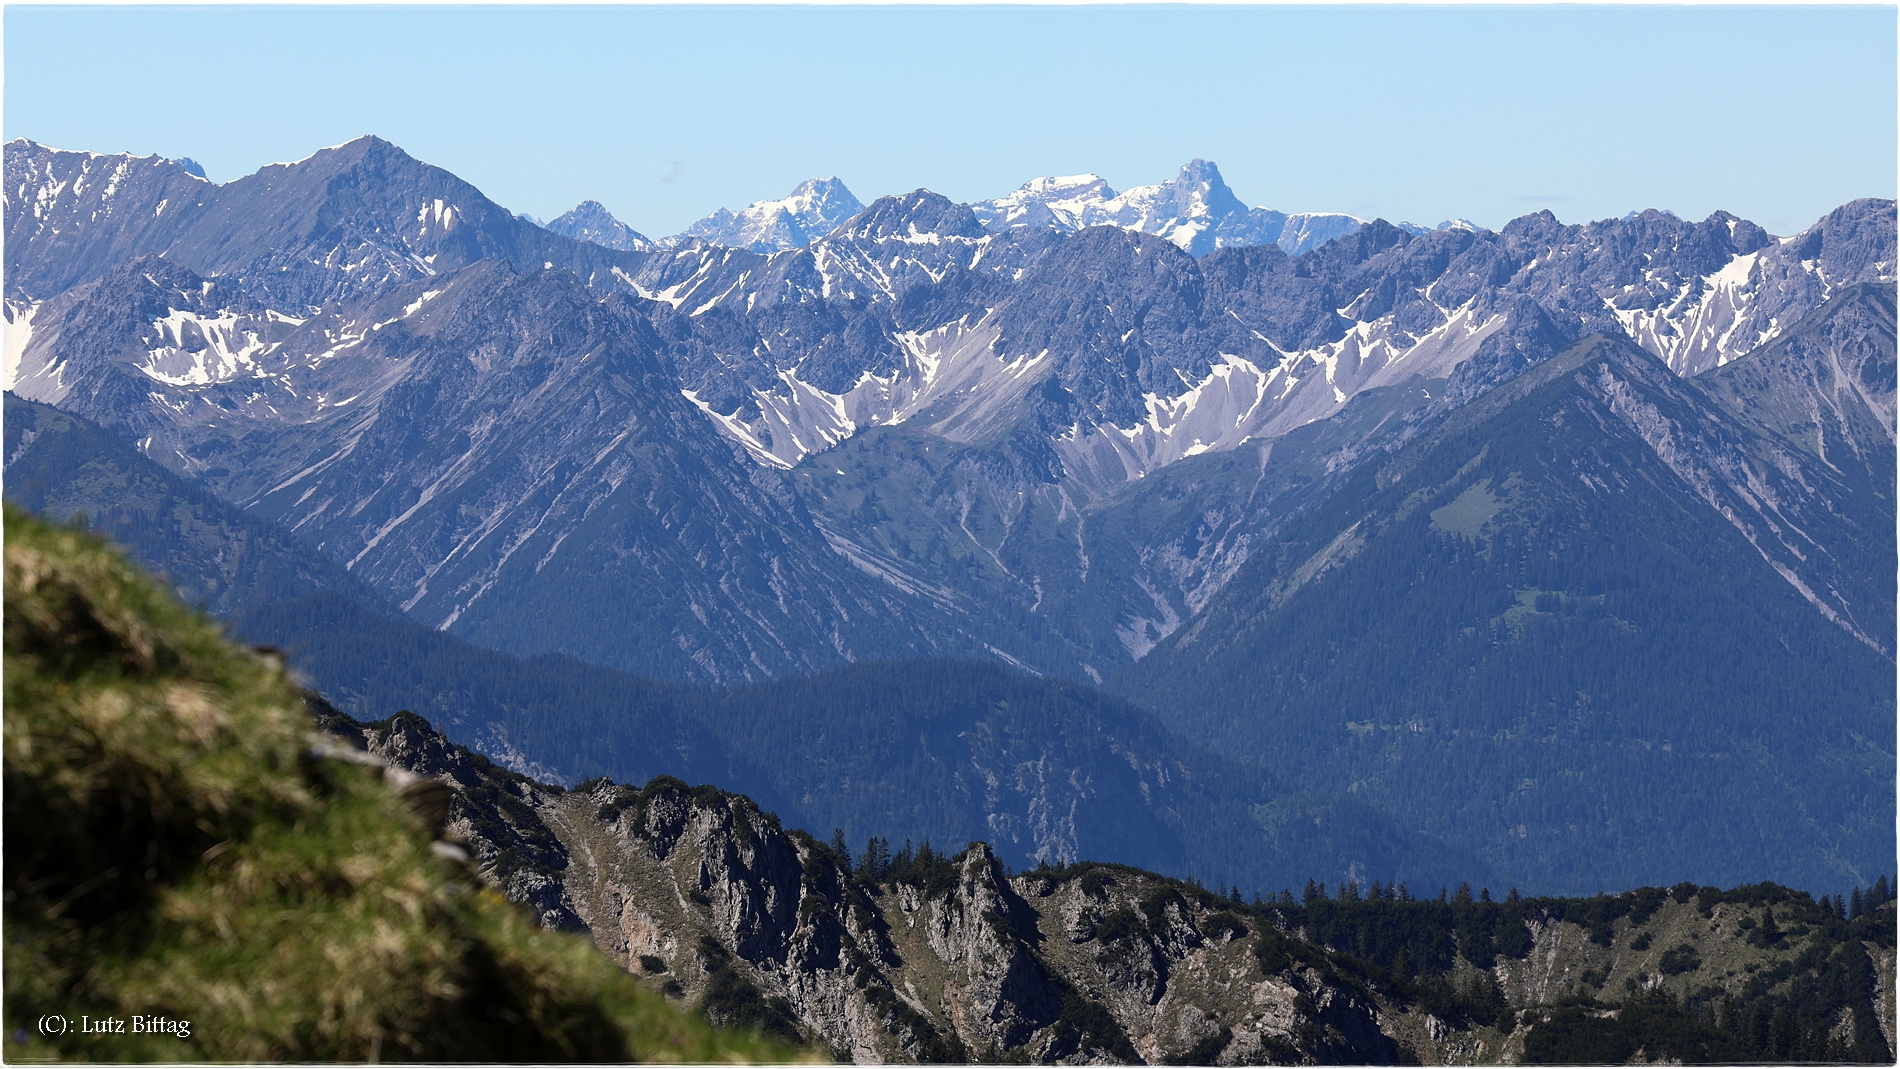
[{"x1": 327, "y1": 701, "x2": 1898, "y2": 1065}]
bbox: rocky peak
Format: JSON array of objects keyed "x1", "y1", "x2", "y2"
[
  {"x1": 1158, "y1": 158, "x2": 1249, "y2": 221},
  {"x1": 672, "y1": 176, "x2": 865, "y2": 253},
  {"x1": 834, "y1": 189, "x2": 987, "y2": 243},
  {"x1": 547, "y1": 199, "x2": 653, "y2": 252}
]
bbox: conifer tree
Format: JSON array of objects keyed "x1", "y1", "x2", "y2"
[
  {"x1": 1768, "y1": 1005, "x2": 1795, "y2": 1058},
  {"x1": 856, "y1": 836, "x2": 891, "y2": 883}
]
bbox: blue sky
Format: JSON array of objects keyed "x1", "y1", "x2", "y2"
[{"x1": 6, "y1": 5, "x2": 1895, "y2": 237}]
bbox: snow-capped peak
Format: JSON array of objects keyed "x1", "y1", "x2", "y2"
[
  {"x1": 968, "y1": 174, "x2": 1115, "y2": 232},
  {"x1": 669, "y1": 176, "x2": 865, "y2": 253},
  {"x1": 971, "y1": 158, "x2": 1367, "y2": 258}
]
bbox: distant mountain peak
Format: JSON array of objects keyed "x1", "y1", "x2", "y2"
[
  {"x1": 972, "y1": 158, "x2": 1365, "y2": 257},
  {"x1": 831, "y1": 188, "x2": 986, "y2": 243},
  {"x1": 546, "y1": 199, "x2": 652, "y2": 252},
  {"x1": 670, "y1": 176, "x2": 865, "y2": 253},
  {"x1": 969, "y1": 174, "x2": 1116, "y2": 233},
  {"x1": 1154, "y1": 157, "x2": 1248, "y2": 220},
  {"x1": 782, "y1": 175, "x2": 851, "y2": 206}
]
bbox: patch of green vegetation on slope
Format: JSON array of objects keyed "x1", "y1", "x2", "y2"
[{"x1": 1, "y1": 503, "x2": 795, "y2": 1062}]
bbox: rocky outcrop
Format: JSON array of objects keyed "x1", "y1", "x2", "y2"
[
  {"x1": 330, "y1": 703, "x2": 1407, "y2": 1062},
  {"x1": 309, "y1": 699, "x2": 585, "y2": 931}
]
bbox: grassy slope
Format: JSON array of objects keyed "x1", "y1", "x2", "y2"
[{"x1": 1, "y1": 503, "x2": 794, "y2": 1062}]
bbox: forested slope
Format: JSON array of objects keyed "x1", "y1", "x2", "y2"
[{"x1": 1117, "y1": 336, "x2": 1896, "y2": 894}]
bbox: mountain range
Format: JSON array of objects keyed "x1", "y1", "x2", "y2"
[
  {"x1": 2, "y1": 133, "x2": 1892, "y2": 898},
  {"x1": 968, "y1": 160, "x2": 1390, "y2": 257},
  {"x1": 545, "y1": 158, "x2": 1426, "y2": 258}
]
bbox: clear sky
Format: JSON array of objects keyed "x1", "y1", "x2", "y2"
[{"x1": 5, "y1": 5, "x2": 1895, "y2": 238}]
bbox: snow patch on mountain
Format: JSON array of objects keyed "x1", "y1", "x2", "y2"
[
  {"x1": 1609, "y1": 251, "x2": 1773, "y2": 374},
  {"x1": 685, "y1": 312, "x2": 1049, "y2": 467},
  {"x1": 1057, "y1": 300, "x2": 1505, "y2": 486},
  {"x1": 138, "y1": 309, "x2": 276, "y2": 386},
  {"x1": 971, "y1": 161, "x2": 1496, "y2": 259},
  {"x1": 1605, "y1": 206, "x2": 1895, "y2": 377},
  {"x1": 688, "y1": 291, "x2": 1510, "y2": 480},
  {"x1": 971, "y1": 174, "x2": 1115, "y2": 232},
  {"x1": 2, "y1": 300, "x2": 39, "y2": 392}
]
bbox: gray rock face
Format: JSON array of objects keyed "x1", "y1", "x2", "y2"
[
  {"x1": 6, "y1": 136, "x2": 1894, "y2": 693},
  {"x1": 545, "y1": 199, "x2": 652, "y2": 251},
  {"x1": 12, "y1": 137, "x2": 1887, "y2": 507},
  {"x1": 310, "y1": 702, "x2": 1900, "y2": 1065},
  {"x1": 1699, "y1": 280, "x2": 1895, "y2": 491},
  {"x1": 2, "y1": 393, "x2": 384, "y2": 618},
  {"x1": 4, "y1": 141, "x2": 215, "y2": 302},
  {"x1": 314, "y1": 702, "x2": 588, "y2": 932},
  {"x1": 3, "y1": 247, "x2": 1013, "y2": 681}
]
